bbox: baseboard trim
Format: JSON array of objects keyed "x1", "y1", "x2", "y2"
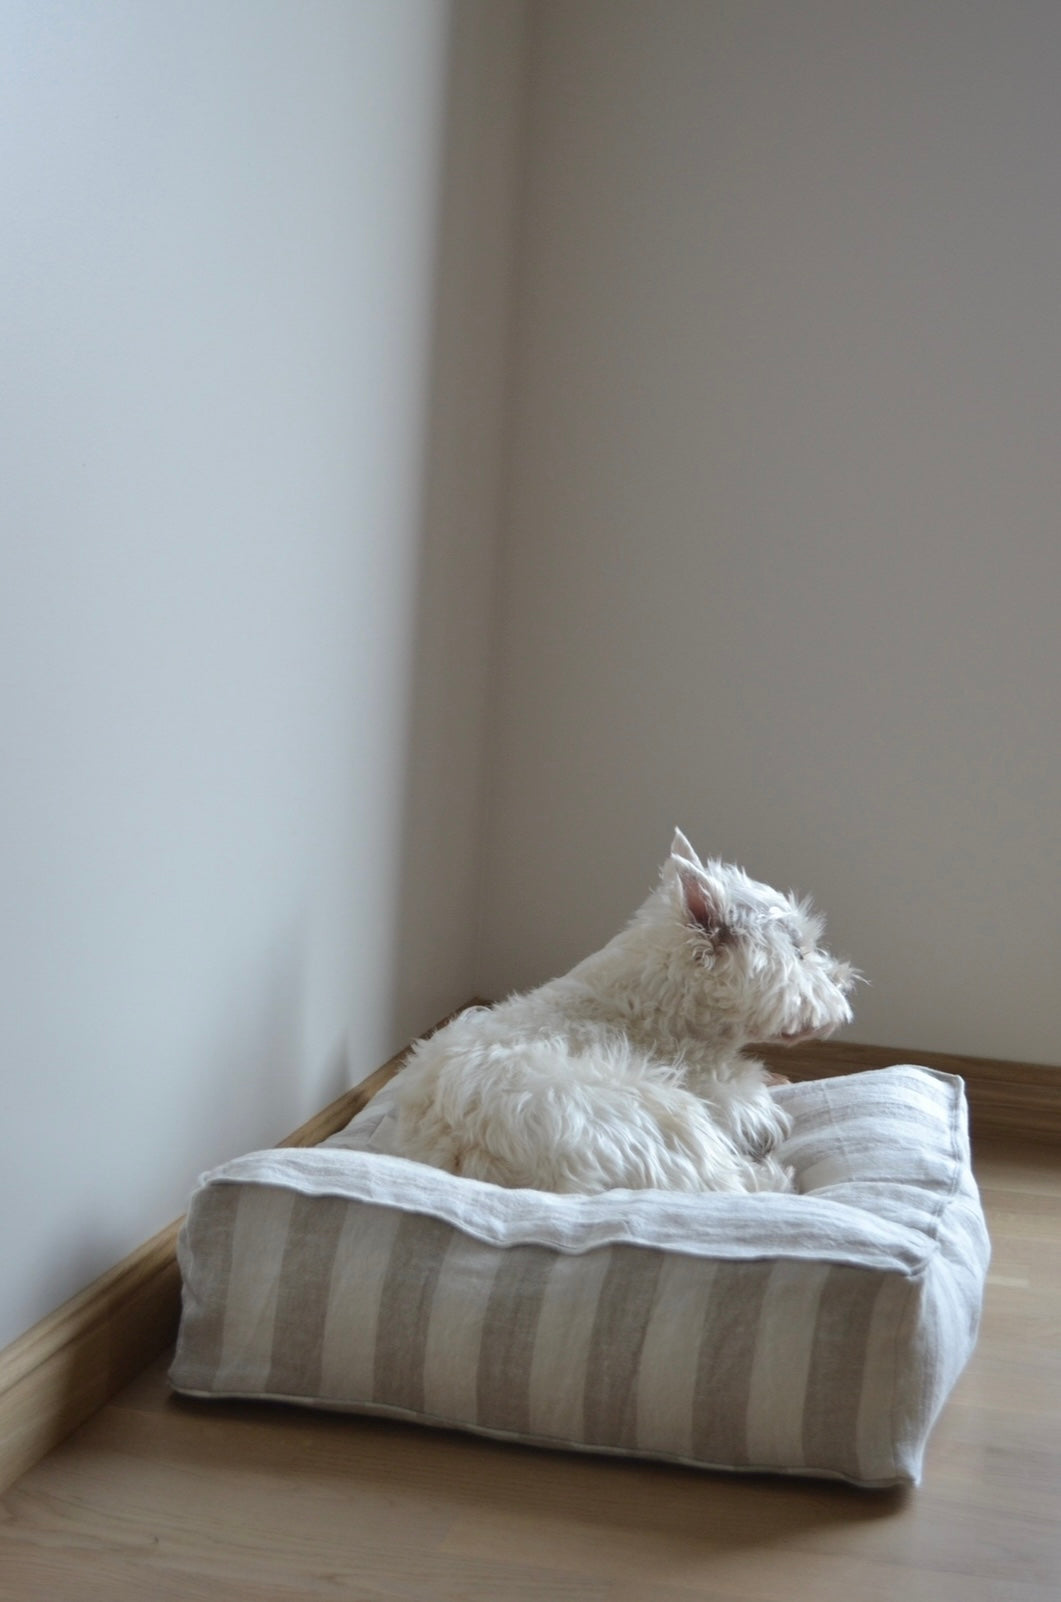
[
  {"x1": 2, "y1": 1007, "x2": 1056, "y2": 1493},
  {"x1": 757, "y1": 1039, "x2": 1061, "y2": 1144},
  {"x1": 0, "y1": 1215, "x2": 184, "y2": 1497},
  {"x1": 0, "y1": 1017, "x2": 445, "y2": 1496}
]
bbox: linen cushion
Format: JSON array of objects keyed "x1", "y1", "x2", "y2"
[{"x1": 170, "y1": 1065, "x2": 990, "y2": 1487}]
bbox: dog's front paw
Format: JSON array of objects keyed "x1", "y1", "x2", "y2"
[
  {"x1": 743, "y1": 1120, "x2": 781, "y2": 1161},
  {"x1": 748, "y1": 1132, "x2": 776, "y2": 1160},
  {"x1": 724, "y1": 1094, "x2": 791, "y2": 1162}
]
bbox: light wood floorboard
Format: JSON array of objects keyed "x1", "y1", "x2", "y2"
[{"x1": 1, "y1": 1136, "x2": 1058, "y2": 1602}]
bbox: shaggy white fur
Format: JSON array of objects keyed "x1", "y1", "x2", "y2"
[{"x1": 394, "y1": 831, "x2": 858, "y2": 1194}]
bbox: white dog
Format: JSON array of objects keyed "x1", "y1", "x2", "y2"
[{"x1": 394, "y1": 831, "x2": 857, "y2": 1194}]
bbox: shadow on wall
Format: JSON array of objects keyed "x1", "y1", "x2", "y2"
[
  {"x1": 173, "y1": 926, "x2": 349, "y2": 1183},
  {"x1": 386, "y1": 0, "x2": 527, "y2": 1046}
]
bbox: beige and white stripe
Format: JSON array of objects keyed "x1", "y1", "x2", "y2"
[
  {"x1": 635, "y1": 1256, "x2": 719, "y2": 1458},
  {"x1": 518, "y1": 1245, "x2": 612, "y2": 1443},
  {"x1": 214, "y1": 1186, "x2": 295, "y2": 1394},
  {"x1": 743, "y1": 1259, "x2": 831, "y2": 1470},
  {"x1": 319, "y1": 1203, "x2": 403, "y2": 1402}
]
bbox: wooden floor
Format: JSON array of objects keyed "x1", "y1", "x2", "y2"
[{"x1": 1, "y1": 1135, "x2": 1058, "y2": 1602}]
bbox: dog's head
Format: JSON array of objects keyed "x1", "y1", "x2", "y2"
[{"x1": 637, "y1": 829, "x2": 859, "y2": 1047}]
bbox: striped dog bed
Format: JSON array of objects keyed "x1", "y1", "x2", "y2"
[{"x1": 170, "y1": 1065, "x2": 989, "y2": 1487}]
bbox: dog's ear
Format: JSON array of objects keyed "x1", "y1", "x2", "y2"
[
  {"x1": 670, "y1": 827, "x2": 703, "y2": 867},
  {"x1": 672, "y1": 856, "x2": 729, "y2": 941}
]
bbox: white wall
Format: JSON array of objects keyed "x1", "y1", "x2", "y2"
[
  {"x1": 389, "y1": 0, "x2": 528, "y2": 1037},
  {"x1": 0, "y1": 0, "x2": 525, "y2": 1349},
  {"x1": 6, "y1": 0, "x2": 1060, "y2": 1353},
  {"x1": 480, "y1": 0, "x2": 1061, "y2": 1067}
]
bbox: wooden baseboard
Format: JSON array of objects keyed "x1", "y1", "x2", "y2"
[
  {"x1": 757, "y1": 1038, "x2": 1061, "y2": 1145},
  {"x1": 0, "y1": 1216, "x2": 184, "y2": 1497},
  {"x1": 2, "y1": 1005, "x2": 1056, "y2": 1494}
]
